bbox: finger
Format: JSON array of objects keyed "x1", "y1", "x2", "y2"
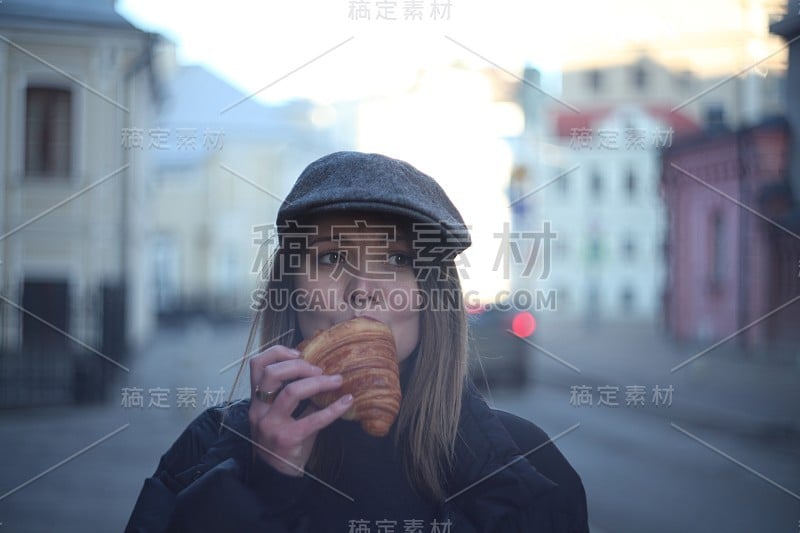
[
  {"x1": 250, "y1": 360, "x2": 323, "y2": 416},
  {"x1": 292, "y1": 394, "x2": 354, "y2": 440},
  {"x1": 260, "y1": 359, "x2": 322, "y2": 387},
  {"x1": 271, "y1": 374, "x2": 344, "y2": 416},
  {"x1": 249, "y1": 345, "x2": 300, "y2": 389}
]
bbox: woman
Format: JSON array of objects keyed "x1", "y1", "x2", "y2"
[{"x1": 126, "y1": 152, "x2": 588, "y2": 532}]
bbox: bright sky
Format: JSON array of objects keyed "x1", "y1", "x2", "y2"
[{"x1": 117, "y1": 0, "x2": 786, "y2": 104}]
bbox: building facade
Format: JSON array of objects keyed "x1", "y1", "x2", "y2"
[
  {"x1": 150, "y1": 61, "x2": 353, "y2": 320},
  {"x1": 525, "y1": 57, "x2": 703, "y2": 321},
  {"x1": 662, "y1": 119, "x2": 798, "y2": 351},
  {"x1": 0, "y1": 0, "x2": 162, "y2": 405},
  {"x1": 659, "y1": 0, "x2": 800, "y2": 355},
  {"x1": 546, "y1": 104, "x2": 697, "y2": 321},
  {"x1": 513, "y1": 54, "x2": 783, "y2": 322}
]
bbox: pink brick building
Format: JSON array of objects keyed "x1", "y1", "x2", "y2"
[{"x1": 661, "y1": 118, "x2": 800, "y2": 351}]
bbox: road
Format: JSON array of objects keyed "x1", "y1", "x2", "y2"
[
  {"x1": 0, "y1": 318, "x2": 798, "y2": 532},
  {"x1": 491, "y1": 383, "x2": 799, "y2": 533}
]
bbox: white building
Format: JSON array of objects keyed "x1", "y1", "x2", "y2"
[
  {"x1": 0, "y1": 0, "x2": 162, "y2": 404},
  {"x1": 543, "y1": 105, "x2": 693, "y2": 320}
]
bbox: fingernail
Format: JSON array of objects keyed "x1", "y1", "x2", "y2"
[
  {"x1": 331, "y1": 374, "x2": 343, "y2": 383},
  {"x1": 311, "y1": 365, "x2": 323, "y2": 374},
  {"x1": 289, "y1": 349, "x2": 301, "y2": 357},
  {"x1": 341, "y1": 394, "x2": 353, "y2": 404}
]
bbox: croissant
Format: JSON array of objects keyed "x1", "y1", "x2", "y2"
[{"x1": 297, "y1": 317, "x2": 401, "y2": 437}]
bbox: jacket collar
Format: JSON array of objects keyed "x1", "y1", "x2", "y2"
[{"x1": 441, "y1": 386, "x2": 558, "y2": 530}]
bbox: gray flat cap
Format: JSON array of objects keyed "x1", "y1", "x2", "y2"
[{"x1": 277, "y1": 151, "x2": 471, "y2": 253}]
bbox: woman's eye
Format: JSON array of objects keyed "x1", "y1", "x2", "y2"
[
  {"x1": 318, "y1": 251, "x2": 346, "y2": 265},
  {"x1": 387, "y1": 253, "x2": 412, "y2": 267}
]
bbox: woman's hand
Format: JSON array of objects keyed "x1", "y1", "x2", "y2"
[{"x1": 248, "y1": 345, "x2": 353, "y2": 476}]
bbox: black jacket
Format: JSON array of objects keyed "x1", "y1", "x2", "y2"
[{"x1": 126, "y1": 389, "x2": 588, "y2": 532}]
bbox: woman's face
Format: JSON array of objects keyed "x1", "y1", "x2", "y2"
[{"x1": 293, "y1": 213, "x2": 421, "y2": 364}]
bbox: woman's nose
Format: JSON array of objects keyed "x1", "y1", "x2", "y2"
[
  {"x1": 343, "y1": 258, "x2": 389, "y2": 309},
  {"x1": 345, "y1": 273, "x2": 379, "y2": 309}
]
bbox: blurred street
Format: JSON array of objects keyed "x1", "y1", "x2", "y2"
[
  {"x1": 3, "y1": 1, "x2": 800, "y2": 532},
  {"x1": 492, "y1": 318, "x2": 800, "y2": 533},
  {"x1": 1, "y1": 318, "x2": 797, "y2": 532}
]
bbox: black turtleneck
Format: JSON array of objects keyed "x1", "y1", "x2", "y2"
[{"x1": 307, "y1": 417, "x2": 436, "y2": 531}]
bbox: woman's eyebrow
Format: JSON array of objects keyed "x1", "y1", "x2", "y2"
[
  {"x1": 307, "y1": 235, "x2": 332, "y2": 246},
  {"x1": 309, "y1": 229, "x2": 410, "y2": 246}
]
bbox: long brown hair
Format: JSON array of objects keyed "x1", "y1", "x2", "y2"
[{"x1": 232, "y1": 225, "x2": 468, "y2": 501}]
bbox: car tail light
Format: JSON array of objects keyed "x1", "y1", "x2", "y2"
[{"x1": 511, "y1": 311, "x2": 536, "y2": 337}]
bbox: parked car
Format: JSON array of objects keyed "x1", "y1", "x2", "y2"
[{"x1": 467, "y1": 302, "x2": 536, "y2": 389}]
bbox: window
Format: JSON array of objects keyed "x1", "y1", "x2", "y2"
[
  {"x1": 22, "y1": 278, "x2": 70, "y2": 354},
  {"x1": 154, "y1": 235, "x2": 180, "y2": 313},
  {"x1": 554, "y1": 235, "x2": 569, "y2": 259},
  {"x1": 588, "y1": 236, "x2": 602, "y2": 263},
  {"x1": 590, "y1": 170, "x2": 603, "y2": 198},
  {"x1": 632, "y1": 64, "x2": 647, "y2": 91},
  {"x1": 587, "y1": 69, "x2": 603, "y2": 93},
  {"x1": 704, "y1": 104, "x2": 726, "y2": 131},
  {"x1": 587, "y1": 284, "x2": 600, "y2": 314},
  {"x1": 621, "y1": 286, "x2": 634, "y2": 313},
  {"x1": 557, "y1": 174, "x2": 569, "y2": 197},
  {"x1": 25, "y1": 86, "x2": 72, "y2": 177},
  {"x1": 557, "y1": 287, "x2": 569, "y2": 311},
  {"x1": 676, "y1": 70, "x2": 692, "y2": 91},
  {"x1": 626, "y1": 168, "x2": 637, "y2": 199},
  {"x1": 622, "y1": 235, "x2": 636, "y2": 261},
  {"x1": 710, "y1": 211, "x2": 724, "y2": 291}
]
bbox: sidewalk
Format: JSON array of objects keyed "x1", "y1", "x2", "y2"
[
  {"x1": 0, "y1": 318, "x2": 253, "y2": 533},
  {"x1": 526, "y1": 318, "x2": 800, "y2": 447}
]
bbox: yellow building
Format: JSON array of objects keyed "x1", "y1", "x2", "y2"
[{"x1": 0, "y1": 0, "x2": 163, "y2": 405}]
